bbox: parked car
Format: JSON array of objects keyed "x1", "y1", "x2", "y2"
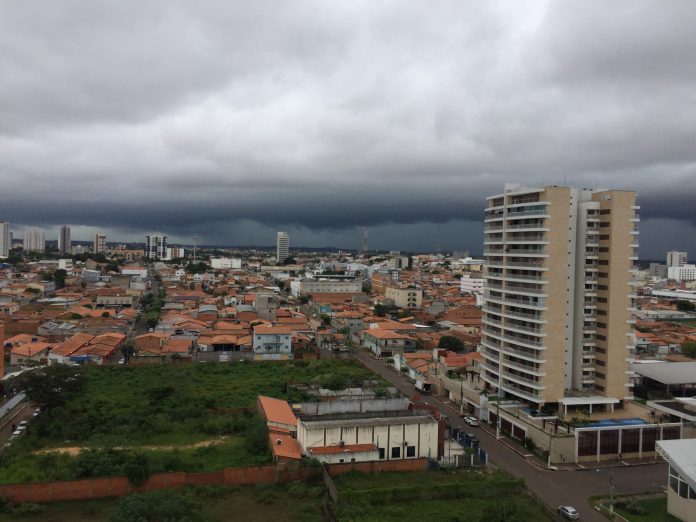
[
  {"x1": 463, "y1": 415, "x2": 479, "y2": 426},
  {"x1": 558, "y1": 506, "x2": 580, "y2": 520},
  {"x1": 465, "y1": 433, "x2": 479, "y2": 446},
  {"x1": 118, "y1": 358, "x2": 125, "y2": 365}
]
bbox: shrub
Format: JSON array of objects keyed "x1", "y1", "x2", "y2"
[{"x1": 110, "y1": 490, "x2": 204, "y2": 522}]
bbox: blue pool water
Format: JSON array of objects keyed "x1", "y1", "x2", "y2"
[{"x1": 582, "y1": 418, "x2": 647, "y2": 428}]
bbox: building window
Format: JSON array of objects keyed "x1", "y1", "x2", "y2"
[
  {"x1": 406, "y1": 445, "x2": 416, "y2": 458},
  {"x1": 391, "y1": 447, "x2": 401, "y2": 459},
  {"x1": 378, "y1": 448, "x2": 385, "y2": 460}
]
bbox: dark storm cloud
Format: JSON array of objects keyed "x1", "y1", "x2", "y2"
[{"x1": 1, "y1": 0, "x2": 695, "y2": 255}]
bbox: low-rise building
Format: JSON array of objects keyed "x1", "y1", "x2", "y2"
[
  {"x1": 363, "y1": 328, "x2": 415, "y2": 357},
  {"x1": 296, "y1": 401, "x2": 440, "y2": 464},
  {"x1": 385, "y1": 286, "x2": 422, "y2": 309},
  {"x1": 252, "y1": 325, "x2": 292, "y2": 360},
  {"x1": 657, "y1": 439, "x2": 696, "y2": 522}
]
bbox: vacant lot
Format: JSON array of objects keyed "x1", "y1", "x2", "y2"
[
  {"x1": 331, "y1": 469, "x2": 553, "y2": 521},
  {"x1": 1, "y1": 360, "x2": 378, "y2": 483}
]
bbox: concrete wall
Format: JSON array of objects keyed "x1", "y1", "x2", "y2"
[{"x1": 0, "y1": 460, "x2": 428, "y2": 504}]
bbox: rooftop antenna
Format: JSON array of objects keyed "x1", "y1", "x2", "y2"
[
  {"x1": 362, "y1": 226, "x2": 368, "y2": 257},
  {"x1": 193, "y1": 235, "x2": 198, "y2": 264},
  {"x1": 436, "y1": 224, "x2": 442, "y2": 257}
]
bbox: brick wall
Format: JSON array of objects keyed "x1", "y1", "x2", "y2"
[{"x1": 0, "y1": 459, "x2": 428, "y2": 504}]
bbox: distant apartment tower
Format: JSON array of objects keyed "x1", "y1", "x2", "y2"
[
  {"x1": 145, "y1": 234, "x2": 167, "y2": 260},
  {"x1": 0, "y1": 222, "x2": 9, "y2": 258},
  {"x1": 93, "y1": 233, "x2": 107, "y2": 254},
  {"x1": 58, "y1": 225, "x2": 71, "y2": 254},
  {"x1": 23, "y1": 229, "x2": 45, "y2": 253},
  {"x1": 481, "y1": 185, "x2": 639, "y2": 408},
  {"x1": 276, "y1": 231, "x2": 289, "y2": 263},
  {"x1": 667, "y1": 251, "x2": 687, "y2": 268}
]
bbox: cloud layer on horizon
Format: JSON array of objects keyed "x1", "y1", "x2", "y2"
[{"x1": 1, "y1": 1, "x2": 695, "y2": 256}]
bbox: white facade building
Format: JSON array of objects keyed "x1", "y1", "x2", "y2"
[
  {"x1": 23, "y1": 229, "x2": 45, "y2": 253},
  {"x1": 297, "y1": 410, "x2": 439, "y2": 464},
  {"x1": 145, "y1": 234, "x2": 167, "y2": 260},
  {"x1": 668, "y1": 265, "x2": 696, "y2": 282},
  {"x1": 460, "y1": 274, "x2": 484, "y2": 294},
  {"x1": 211, "y1": 258, "x2": 242, "y2": 269},
  {"x1": 93, "y1": 233, "x2": 107, "y2": 254},
  {"x1": 276, "y1": 231, "x2": 289, "y2": 263},
  {"x1": 0, "y1": 222, "x2": 9, "y2": 258}
]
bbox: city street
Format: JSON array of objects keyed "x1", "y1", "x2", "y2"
[{"x1": 355, "y1": 350, "x2": 667, "y2": 522}]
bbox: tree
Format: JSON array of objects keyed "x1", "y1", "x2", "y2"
[
  {"x1": 298, "y1": 295, "x2": 310, "y2": 304},
  {"x1": 11, "y1": 365, "x2": 85, "y2": 410},
  {"x1": 110, "y1": 490, "x2": 204, "y2": 522},
  {"x1": 244, "y1": 416, "x2": 270, "y2": 454},
  {"x1": 282, "y1": 256, "x2": 297, "y2": 265},
  {"x1": 682, "y1": 341, "x2": 696, "y2": 359},
  {"x1": 438, "y1": 335, "x2": 465, "y2": 351},
  {"x1": 676, "y1": 300, "x2": 696, "y2": 312},
  {"x1": 53, "y1": 269, "x2": 67, "y2": 289},
  {"x1": 374, "y1": 304, "x2": 388, "y2": 317},
  {"x1": 121, "y1": 341, "x2": 135, "y2": 362}
]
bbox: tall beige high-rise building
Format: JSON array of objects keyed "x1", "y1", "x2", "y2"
[
  {"x1": 94, "y1": 233, "x2": 106, "y2": 254},
  {"x1": 23, "y1": 228, "x2": 45, "y2": 253},
  {"x1": 481, "y1": 184, "x2": 639, "y2": 410},
  {"x1": 0, "y1": 222, "x2": 10, "y2": 258},
  {"x1": 276, "y1": 231, "x2": 289, "y2": 263}
]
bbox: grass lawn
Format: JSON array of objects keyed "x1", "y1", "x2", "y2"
[
  {"x1": 332, "y1": 469, "x2": 552, "y2": 521},
  {"x1": 0, "y1": 483, "x2": 326, "y2": 522},
  {"x1": 610, "y1": 496, "x2": 681, "y2": 522},
  {"x1": 1, "y1": 360, "x2": 379, "y2": 483}
]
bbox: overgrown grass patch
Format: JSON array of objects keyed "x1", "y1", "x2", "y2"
[{"x1": 1, "y1": 360, "x2": 378, "y2": 484}]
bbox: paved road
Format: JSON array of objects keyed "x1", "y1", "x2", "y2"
[{"x1": 355, "y1": 350, "x2": 667, "y2": 522}]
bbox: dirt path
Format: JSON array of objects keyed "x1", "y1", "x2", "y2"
[{"x1": 35, "y1": 437, "x2": 227, "y2": 455}]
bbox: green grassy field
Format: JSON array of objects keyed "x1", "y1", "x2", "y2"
[
  {"x1": 0, "y1": 360, "x2": 378, "y2": 483},
  {"x1": 332, "y1": 469, "x2": 553, "y2": 521}
]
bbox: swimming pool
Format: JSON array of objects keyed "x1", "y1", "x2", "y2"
[{"x1": 581, "y1": 418, "x2": 647, "y2": 428}]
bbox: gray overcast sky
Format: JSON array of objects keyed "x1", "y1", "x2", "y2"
[{"x1": 1, "y1": 0, "x2": 695, "y2": 257}]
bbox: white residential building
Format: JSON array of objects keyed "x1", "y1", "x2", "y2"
[
  {"x1": 23, "y1": 229, "x2": 45, "y2": 253},
  {"x1": 668, "y1": 265, "x2": 696, "y2": 282},
  {"x1": 93, "y1": 233, "x2": 107, "y2": 254},
  {"x1": 667, "y1": 251, "x2": 688, "y2": 268},
  {"x1": 145, "y1": 234, "x2": 167, "y2": 260},
  {"x1": 276, "y1": 231, "x2": 289, "y2": 263},
  {"x1": 211, "y1": 258, "x2": 242, "y2": 269},
  {"x1": 460, "y1": 274, "x2": 484, "y2": 294},
  {"x1": 252, "y1": 325, "x2": 292, "y2": 360}
]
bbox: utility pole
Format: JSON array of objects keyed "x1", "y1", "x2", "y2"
[
  {"x1": 609, "y1": 463, "x2": 615, "y2": 516},
  {"x1": 460, "y1": 375, "x2": 464, "y2": 415}
]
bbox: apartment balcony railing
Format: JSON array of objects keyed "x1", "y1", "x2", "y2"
[
  {"x1": 503, "y1": 371, "x2": 545, "y2": 389},
  {"x1": 500, "y1": 345, "x2": 545, "y2": 362},
  {"x1": 501, "y1": 359, "x2": 546, "y2": 376}
]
